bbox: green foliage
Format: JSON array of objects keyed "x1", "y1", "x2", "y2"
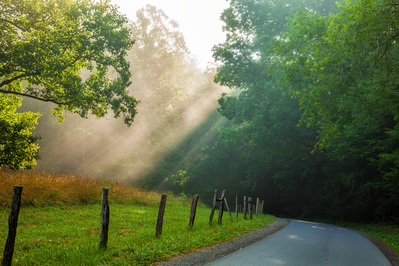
[
  {"x1": 204, "y1": 0, "x2": 399, "y2": 222},
  {"x1": 1, "y1": 0, "x2": 137, "y2": 124},
  {"x1": 270, "y1": 0, "x2": 399, "y2": 220},
  {"x1": 276, "y1": 0, "x2": 399, "y2": 146},
  {"x1": 0, "y1": 0, "x2": 138, "y2": 170},
  {"x1": 0, "y1": 94, "x2": 41, "y2": 169}
]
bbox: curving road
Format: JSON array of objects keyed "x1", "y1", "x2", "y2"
[{"x1": 206, "y1": 219, "x2": 392, "y2": 266}]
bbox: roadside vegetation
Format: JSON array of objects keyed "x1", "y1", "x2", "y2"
[
  {"x1": 0, "y1": 170, "x2": 276, "y2": 265},
  {"x1": 337, "y1": 222, "x2": 399, "y2": 253}
]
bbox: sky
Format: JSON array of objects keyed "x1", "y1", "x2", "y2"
[{"x1": 110, "y1": 0, "x2": 230, "y2": 69}]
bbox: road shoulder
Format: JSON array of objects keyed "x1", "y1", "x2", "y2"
[
  {"x1": 153, "y1": 218, "x2": 289, "y2": 266},
  {"x1": 352, "y1": 229, "x2": 399, "y2": 266}
]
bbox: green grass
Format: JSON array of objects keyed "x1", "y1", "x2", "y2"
[{"x1": 0, "y1": 200, "x2": 276, "y2": 265}]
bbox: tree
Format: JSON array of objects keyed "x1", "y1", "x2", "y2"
[
  {"x1": 0, "y1": 94, "x2": 40, "y2": 169},
  {"x1": 210, "y1": 0, "x2": 347, "y2": 219},
  {"x1": 1, "y1": 0, "x2": 137, "y2": 169},
  {"x1": 1, "y1": 0, "x2": 137, "y2": 124},
  {"x1": 127, "y1": 4, "x2": 194, "y2": 126},
  {"x1": 212, "y1": 0, "x2": 339, "y2": 191},
  {"x1": 274, "y1": 0, "x2": 399, "y2": 220}
]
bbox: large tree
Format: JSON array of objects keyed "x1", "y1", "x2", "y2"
[{"x1": 0, "y1": 0, "x2": 137, "y2": 169}]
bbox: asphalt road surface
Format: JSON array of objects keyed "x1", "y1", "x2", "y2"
[{"x1": 206, "y1": 219, "x2": 392, "y2": 266}]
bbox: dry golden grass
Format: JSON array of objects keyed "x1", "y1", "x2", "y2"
[{"x1": 0, "y1": 169, "x2": 161, "y2": 206}]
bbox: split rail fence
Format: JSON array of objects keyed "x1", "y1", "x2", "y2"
[{"x1": 1, "y1": 185, "x2": 265, "y2": 266}]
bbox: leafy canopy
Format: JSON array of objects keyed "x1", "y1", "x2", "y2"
[
  {"x1": 275, "y1": 0, "x2": 399, "y2": 147},
  {"x1": 0, "y1": 0, "x2": 138, "y2": 125},
  {"x1": 0, "y1": 0, "x2": 137, "y2": 169}
]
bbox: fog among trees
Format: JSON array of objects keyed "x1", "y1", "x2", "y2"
[{"x1": 2, "y1": 0, "x2": 399, "y2": 222}]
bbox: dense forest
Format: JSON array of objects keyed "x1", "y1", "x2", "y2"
[{"x1": 2, "y1": 0, "x2": 399, "y2": 222}]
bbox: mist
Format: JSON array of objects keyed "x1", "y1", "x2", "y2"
[{"x1": 23, "y1": 5, "x2": 229, "y2": 184}]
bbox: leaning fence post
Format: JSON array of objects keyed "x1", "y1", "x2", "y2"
[
  {"x1": 243, "y1": 196, "x2": 248, "y2": 219},
  {"x1": 189, "y1": 195, "x2": 199, "y2": 228},
  {"x1": 209, "y1": 189, "x2": 218, "y2": 226},
  {"x1": 248, "y1": 197, "x2": 253, "y2": 219},
  {"x1": 256, "y1": 197, "x2": 260, "y2": 217},
  {"x1": 224, "y1": 197, "x2": 233, "y2": 222},
  {"x1": 218, "y1": 190, "x2": 226, "y2": 224},
  {"x1": 156, "y1": 194, "x2": 167, "y2": 237},
  {"x1": 2, "y1": 186, "x2": 23, "y2": 266},
  {"x1": 235, "y1": 194, "x2": 238, "y2": 218},
  {"x1": 99, "y1": 187, "x2": 109, "y2": 250},
  {"x1": 261, "y1": 200, "x2": 265, "y2": 214}
]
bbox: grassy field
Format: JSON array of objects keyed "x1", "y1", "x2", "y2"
[{"x1": 0, "y1": 170, "x2": 276, "y2": 265}]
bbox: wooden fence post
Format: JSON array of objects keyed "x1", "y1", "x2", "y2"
[
  {"x1": 209, "y1": 189, "x2": 218, "y2": 226},
  {"x1": 2, "y1": 186, "x2": 23, "y2": 266},
  {"x1": 256, "y1": 197, "x2": 260, "y2": 217},
  {"x1": 248, "y1": 197, "x2": 253, "y2": 219},
  {"x1": 218, "y1": 190, "x2": 226, "y2": 224},
  {"x1": 235, "y1": 194, "x2": 238, "y2": 218},
  {"x1": 156, "y1": 194, "x2": 167, "y2": 237},
  {"x1": 243, "y1": 196, "x2": 247, "y2": 219},
  {"x1": 224, "y1": 197, "x2": 233, "y2": 222},
  {"x1": 189, "y1": 195, "x2": 199, "y2": 228},
  {"x1": 261, "y1": 200, "x2": 265, "y2": 214},
  {"x1": 99, "y1": 187, "x2": 109, "y2": 250}
]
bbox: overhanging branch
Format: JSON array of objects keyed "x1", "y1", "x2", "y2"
[
  {"x1": 0, "y1": 18, "x2": 27, "y2": 32},
  {"x1": 0, "y1": 72, "x2": 41, "y2": 88},
  {"x1": 0, "y1": 88, "x2": 64, "y2": 105}
]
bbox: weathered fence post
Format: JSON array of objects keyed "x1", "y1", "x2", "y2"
[
  {"x1": 189, "y1": 195, "x2": 199, "y2": 228},
  {"x1": 248, "y1": 197, "x2": 253, "y2": 219},
  {"x1": 209, "y1": 189, "x2": 218, "y2": 226},
  {"x1": 218, "y1": 190, "x2": 226, "y2": 223},
  {"x1": 243, "y1": 196, "x2": 248, "y2": 219},
  {"x1": 235, "y1": 194, "x2": 238, "y2": 218},
  {"x1": 2, "y1": 186, "x2": 23, "y2": 266},
  {"x1": 99, "y1": 187, "x2": 109, "y2": 250},
  {"x1": 256, "y1": 197, "x2": 260, "y2": 217},
  {"x1": 261, "y1": 200, "x2": 265, "y2": 214},
  {"x1": 224, "y1": 197, "x2": 233, "y2": 222},
  {"x1": 156, "y1": 194, "x2": 167, "y2": 237}
]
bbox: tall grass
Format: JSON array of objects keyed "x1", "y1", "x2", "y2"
[
  {"x1": 0, "y1": 169, "x2": 277, "y2": 265},
  {"x1": 0, "y1": 169, "x2": 160, "y2": 206}
]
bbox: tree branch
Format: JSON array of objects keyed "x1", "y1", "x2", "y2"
[
  {"x1": 0, "y1": 72, "x2": 41, "y2": 88},
  {"x1": 0, "y1": 88, "x2": 64, "y2": 105},
  {"x1": 0, "y1": 18, "x2": 27, "y2": 32}
]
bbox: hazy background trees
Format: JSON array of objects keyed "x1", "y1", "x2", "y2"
[{"x1": 22, "y1": 4, "x2": 229, "y2": 184}]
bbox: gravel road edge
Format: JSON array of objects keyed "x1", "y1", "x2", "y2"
[{"x1": 152, "y1": 218, "x2": 289, "y2": 266}]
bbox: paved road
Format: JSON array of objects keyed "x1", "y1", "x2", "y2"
[{"x1": 206, "y1": 219, "x2": 392, "y2": 266}]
